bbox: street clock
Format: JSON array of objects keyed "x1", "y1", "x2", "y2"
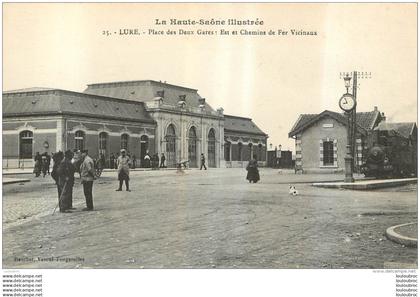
[{"x1": 339, "y1": 93, "x2": 356, "y2": 112}]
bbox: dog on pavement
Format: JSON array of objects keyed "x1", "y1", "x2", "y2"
[{"x1": 289, "y1": 185, "x2": 299, "y2": 196}]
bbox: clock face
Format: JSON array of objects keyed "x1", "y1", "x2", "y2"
[{"x1": 339, "y1": 94, "x2": 356, "y2": 111}]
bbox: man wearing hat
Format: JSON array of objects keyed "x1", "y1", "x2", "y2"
[
  {"x1": 57, "y1": 150, "x2": 75, "y2": 213},
  {"x1": 80, "y1": 150, "x2": 95, "y2": 211},
  {"x1": 116, "y1": 149, "x2": 132, "y2": 191}
]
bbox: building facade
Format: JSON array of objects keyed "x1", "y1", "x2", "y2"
[
  {"x1": 3, "y1": 81, "x2": 268, "y2": 169},
  {"x1": 288, "y1": 108, "x2": 384, "y2": 173},
  {"x1": 224, "y1": 115, "x2": 268, "y2": 168},
  {"x1": 3, "y1": 88, "x2": 156, "y2": 169}
]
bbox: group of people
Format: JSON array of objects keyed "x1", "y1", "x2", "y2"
[
  {"x1": 42, "y1": 147, "x2": 258, "y2": 213},
  {"x1": 49, "y1": 148, "x2": 133, "y2": 213},
  {"x1": 143, "y1": 152, "x2": 166, "y2": 169},
  {"x1": 51, "y1": 150, "x2": 95, "y2": 213},
  {"x1": 33, "y1": 152, "x2": 51, "y2": 177},
  {"x1": 108, "y1": 151, "x2": 168, "y2": 169}
]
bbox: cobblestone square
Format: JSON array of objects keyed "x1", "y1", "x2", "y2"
[{"x1": 2, "y1": 168, "x2": 417, "y2": 268}]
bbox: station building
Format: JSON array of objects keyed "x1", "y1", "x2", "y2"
[
  {"x1": 288, "y1": 107, "x2": 384, "y2": 173},
  {"x1": 3, "y1": 80, "x2": 268, "y2": 168}
]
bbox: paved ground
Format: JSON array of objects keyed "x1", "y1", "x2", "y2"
[{"x1": 2, "y1": 168, "x2": 417, "y2": 269}]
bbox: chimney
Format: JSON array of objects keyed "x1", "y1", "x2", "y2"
[
  {"x1": 381, "y1": 112, "x2": 386, "y2": 121},
  {"x1": 374, "y1": 106, "x2": 378, "y2": 112}
]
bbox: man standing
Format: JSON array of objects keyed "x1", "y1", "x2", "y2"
[
  {"x1": 116, "y1": 149, "x2": 131, "y2": 192},
  {"x1": 41, "y1": 152, "x2": 48, "y2": 177},
  {"x1": 200, "y1": 153, "x2": 207, "y2": 170},
  {"x1": 144, "y1": 151, "x2": 151, "y2": 168},
  {"x1": 57, "y1": 150, "x2": 75, "y2": 213},
  {"x1": 51, "y1": 151, "x2": 64, "y2": 205},
  {"x1": 110, "y1": 153, "x2": 115, "y2": 169},
  {"x1": 46, "y1": 152, "x2": 51, "y2": 175},
  {"x1": 80, "y1": 150, "x2": 95, "y2": 211},
  {"x1": 160, "y1": 153, "x2": 166, "y2": 168},
  {"x1": 33, "y1": 152, "x2": 42, "y2": 177},
  {"x1": 154, "y1": 153, "x2": 160, "y2": 170},
  {"x1": 132, "y1": 155, "x2": 137, "y2": 169},
  {"x1": 99, "y1": 153, "x2": 106, "y2": 170}
]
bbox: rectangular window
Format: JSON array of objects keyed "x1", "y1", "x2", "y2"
[{"x1": 323, "y1": 141, "x2": 334, "y2": 165}]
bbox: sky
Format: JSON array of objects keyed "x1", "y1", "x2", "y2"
[{"x1": 3, "y1": 3, "x2": 417, "y2": 151}]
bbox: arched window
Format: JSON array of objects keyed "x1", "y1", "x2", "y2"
[
  {"x1": 258, "y1": 144, "x2": 263, "y2": 161},
  {"x1": 99, "y1": 132, "x2": 108, "y2": 156},
  {"x1": 208, "y1": 129, "x2": 216, "y2": 167},
  {"x1": 19, "y1": 130, "x2": 33, "y2": 159},
  {"x1": 238, "y1": 142, "x2": 243, "y2": 161},
  {"x1": 121, "y1": 134, "x2": 129, "y2": 150},
  {"x1": 165, "y1": 124, "x2": 176, "y2": 167},
  {"x1": 188, "y1": 127, "x2": 198, "y2": 167},
  {"x1": 75, "y1": 130, "x2": 85, "y2": 151}
]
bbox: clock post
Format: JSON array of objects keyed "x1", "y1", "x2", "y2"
[
  {"x1": 339, "y1": 72, "x2": 357, "y2": 182},
  {"x1": 344, "y1": 112, "x2": 355, "y2": 182},
  {"x1": 339, "y1": 71, "x2": 371, "y2": 183}
]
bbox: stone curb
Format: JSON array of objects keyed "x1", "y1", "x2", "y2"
[
  {"x1": 312, "y1": 178, "x2": 417, "y2": 190},
  {"x1": 3, "y1": 178, "x2": 31, "y2": 185},
  {"x1": 386, "y1": 222, "x2": 418, "y2": 247}
]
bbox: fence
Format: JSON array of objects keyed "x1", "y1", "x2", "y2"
[{"x1": 3, "y1": 156, "x2": 34, "y2": 169}]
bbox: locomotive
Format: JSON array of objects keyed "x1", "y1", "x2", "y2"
[{"x1": 361, "y1": 126, "x2": 417, "y2": 178}]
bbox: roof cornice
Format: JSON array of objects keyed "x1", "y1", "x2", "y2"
[{"x1": 86, "y1": 80, "x2": 199, "y2": 92}]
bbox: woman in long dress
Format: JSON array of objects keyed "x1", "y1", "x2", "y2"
[{"x1": 246, "y1": 154, "x2": 260, "y2": 183}]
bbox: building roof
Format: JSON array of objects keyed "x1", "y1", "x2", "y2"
[
  {"x1": 288, "y1": 109, "x2": 382, "y2": 137},
  {"x1": 375, "y1": 122, "x2": 417, "y2": 139},
  {"x1": 224, "y1": 115, "x2": 268, "y2": 137},
  {"x1": 83, "y1": 80, "x2": 215, "y2": 112},
  {"x1": 3, "y1": 88, "x2": 155, "y2": 123},
  {"x1": 3, "y1": 87, "x2": 56, "y2": 94}
]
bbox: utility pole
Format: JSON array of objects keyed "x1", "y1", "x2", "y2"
[{"x1": 351, "y1": 72, "x2": 357, "y2": 173}]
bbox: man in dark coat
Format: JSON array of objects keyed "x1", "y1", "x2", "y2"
[
  {"x1": 110, "y1": 153, "x2": 115, "y2": 169},
  {"x1": 33, "y1": 152, "x2": 42, "y2": 177},
  {"x1": 57, "y1": 150, "x2": 75, "y2": 213},
  {"x1": 200, "y1": 153, "x2": 207, "y2": 170},
  {"x1": 160, "y1": 153, "x2": 166, "y2": 168},
  {"x1": 41, "y1": 152, "x2": 48, "y2": 177},
  {"x1": 46, "y1": 153, "x2": 51, "y2": 175},
  {"x1": 51, "y1": 151, "x2": 64, "y2": 203},
  {"x1": 132, "y1": 155, "x2": 137, "y2": 169}
]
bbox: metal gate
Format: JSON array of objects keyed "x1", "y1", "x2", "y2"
[
  {"x1": 188, "y1": 127, "x2": 198, "y2": 167},
  {"x1": 166, "y1": 124, "x2": 176, "y2": 167}
]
